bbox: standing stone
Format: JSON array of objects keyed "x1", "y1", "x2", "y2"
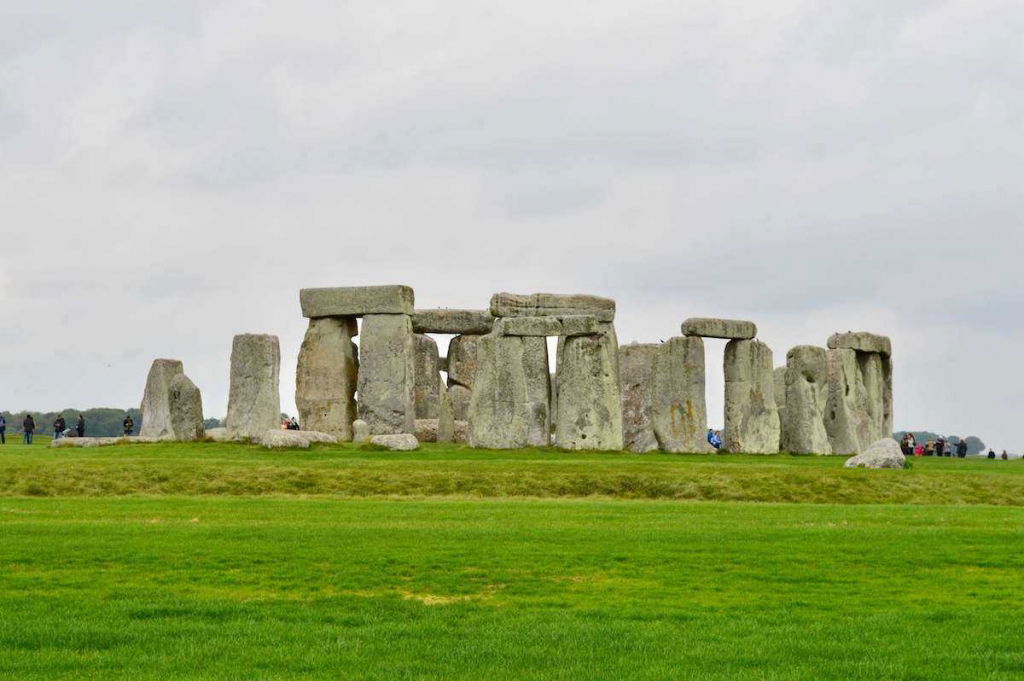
[
  {"x1": 437, "y1": 379, "x2": 455, "y2": 443},
  {"x1": 860, "y1": 351, "x2": 886, "y2": 446},
  {"x1": 226, "y1": 334, "x2": 281, "y2": 441},
  {"x1": 358, "y1": 315, "x2": 415, "y2": 435},
  {"x1": 140, "y1": 359, "x2": 205, "y2": 441},
  {"x1": 448, "y1": 384, "x2": 472, "y2": 421},
  {"x1": 468, "y1": 334, "x2": 550, "y2": 449},
  {"x1": 773, "y1": 366, "x2": 788, "y2": 444},
  {"x1": 781, "y1": 346, "x2": 831, "y2": 455},
  {"x1": 651, "y1": 337, "x2": 712, "y2": 453},
  {"x1": 352, "y1": 419, "x2": 370, "y2": 444},
  {"x1": 723, "y1": 340, "x2": 780, "y2": 454},
  {"x1": 619, "y1": 344, "x2": 659, "y2": 453},
  {"x1": 555, "y1": 329, "x2": 623, "y2": 451},
  {"x1": 295, "y1": 317, "x2": 358, "y2": 440},
  {"x1": 824, "y1": 348, "x2": 867, "y2": 455},
  {"x1": 413, "y1": 334, "x2": 442, "y2": 419},
  {"x1": 447, "y1": 335, "x2": 484, "y2": 389},
  {"x1": 882, "y1": 355, "x2": 894, "y2": 439}
]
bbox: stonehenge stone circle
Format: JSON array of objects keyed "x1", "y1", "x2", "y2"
[
  {"x1": 295, "y1": 317, "x2": 358, "y2": 440},
  {"x1": 468, "y1": 334, "x2": 551, "y2": 449},
  {"x1": 490, "y1": 292, "x2": 615, "y2": 322},
  {"x1": 358, "y1": 314, "x2": 416, "y2": 435},
  {"x1": 723, "y1": 339, "x2": 780, "y2": 454},
  {"x1": 681, "y1": 318, "x2": 757, "y2": 340},
  {"x1": 413, "y1": 334, "x2": 442, "y2": 419},
  {"x1": 412, "y1": 309, "x2": 494, "y2": 335},
  {"x1": 556, "y1": 330, "x2": 623, "y2": 451},
  {"x1": 781, "y1": 346, "x2": 831, "y2": 455},
  {"x1": 619, "y1": 344, "x2": 659, "y2": 453},
  {"x1": 300, "y1": 285, "x2": 414, "y2": 318},
  {"x1": 226, "y1": 334, "x2": 281, "y2": 441},
  {"x1": 844, "y1": 438, "x2": 905, "y2": 469},
  {"x1": 651, "y1": 336, "x2": 712, "y2": 453},
  {"x1": 140, "y1": 359, "x2": 205, "y2": 441},
  {"x1": 827, "y1": 331, "x2": 892, "y2": 358}
]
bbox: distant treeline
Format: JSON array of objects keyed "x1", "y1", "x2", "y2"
[
  {"x1": 1, "y1": 409, "x2": 223, "y2": 436},
  {"x1": 894, "y1": 431, "x2": 985, "y2": 454}
]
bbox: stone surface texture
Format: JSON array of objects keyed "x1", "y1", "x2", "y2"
[
  {"x1": 618, "y1": 344, "x2": 659, "y2": 453},
  {"x1": 652, "y1": 337, "x2": 713, "y2": 453},
  {"x1": 495, "y1": 315, "x2": 599, "y2": 337},
  {"x1": 723, "y1": 339, "x2": 781, "y2": 454},
  {"x1": 352, "y1": 419, "x2": 370, "y2": 444},
  {"x1": 773, "y1": 366, "x2": 788, "y2": 441},
  {"x1": 827, "y1": 331, "x2": 892, "y2": 358},
  {"x1": 437, "y1": 379, "x2": 455, "y2": 442},
  {"x1": 412, "y1": 309, "x2": 494, "y2": 335},
  {"x1": 413, "y1": 334, "x2": 442, "y2": 418},
  {"x1": 357, "y1": 315, "x2": 416, "y2": 435},
  {"x1": 447, "y1": 384, "x2": 472, "y2": 421},
  {"x1": 140, "y1": 359, "x2": 205, "y2": 441},
  {"x1": 555, "y1": 329, "x2": 623, "y2": 451},
  {"x1": 490, "y1": 293, "x2": 615, "y2": 322},
  {"x1": 781, "y1": 346, "x2": 831, "y2": 454},
  {"x1": 300, "y1": 285, "x2": 414, "y2": 318},
  {"x1": 226, "y1": 335, "x2": 281, "y2": 442},
  {"x1": 261, "y1": 429, "x2": 338, "y2": 449},
  {"x1": 824, "y1": 348, "x2": 889, "y2": 455},
  {"x1": 447, "y1": 335, "x2": 483, "y2": 389},
  {"x1": 370, "y1": 433, "x2": 420, "y2": 451},
  {"x1": 681, "y1": 318, "x2": 757, "y2": 340},
  {"x1": 453, "y1": 420, "x2": 469, "y2": 444},
  {"x1": 844, "y1": 438, "x2": 905, "y2": 469},
  {"x1": 295, "y1": 317, "x2": 358, "y2": 440},
  {"x1": 468, "y1": 334, "x2": 551, "y2": 449},
  {"x1": 206, "y1": 427, "x2": 232, "y2": 442}
]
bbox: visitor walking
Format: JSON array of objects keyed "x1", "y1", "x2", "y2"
[
  {"x1": 0, "y1": 413, "x2": 6, "y2": 445},
  {"x1": 123, "y1": 414, "x2": 134, "y2": 436},
  {"x1": 22, "y1": 414, "x2": 35, "y2": 444},
  {"x1": 76, "y1": 413, "x2": 85, "y2": 438},
  {"x1": 53, "y1": 414, "x2": 66, "y2": 440},
  {"x1": 956, "y1": 439, "x2": 968, "y2": 458}
]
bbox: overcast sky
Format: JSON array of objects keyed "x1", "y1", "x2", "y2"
[{"x1": 1, "y1": 1, "x2": 1021, "y2": 450}]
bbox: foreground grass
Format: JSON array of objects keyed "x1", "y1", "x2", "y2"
[
  {"x1": 0, "y1": 497, "x2": 1021, "y2": 680},
  {"x1": 1, "y1": 440, "x2": 1022, "y2": 504}
]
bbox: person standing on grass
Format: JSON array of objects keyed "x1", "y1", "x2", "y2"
[
  {"x1": 123, "y1": 414, "x2": 134, "y2": 436},
  {"x1": 988, "y1": 449, "x2": 996, "y2": 459},
  {"x1": 956, "y1": 439, "x2": 968, "y2": 458},
  {"x1": 76, "y1": 413, "x2": 85, "y2": 438},
  {"x1": 0, "y1": 413, "x2": 6, "y2": 445},
  {"x1": 1001, "y1": 450, "x2": 1009, "y2": 460},
  {"x1": 53, "y1": 414, "x2": 66, "y2": 440},
  {"x1": 22, "y1": 414, "x2": 35, "y2": 444},
  {"x1": 935, "y1": 438, "x2": 946, "y2": 458}
]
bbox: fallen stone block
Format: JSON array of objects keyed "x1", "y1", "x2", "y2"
[
  {"x1": 205, "y1": 427, "x2": 234, "y2": 442},
  {"x1": 453, "y1": 420, "x2": 469, "y2": 444},
  {"x1": 296, "y1": 317, "x2": 358, "y2": 440},
  {"x1": 412, "y1": 309, "x2": 494, "y2": 335},
  {"x1": 300, "y1": 285, "x2": 414, "y2": 318},
  {"x1": 226, "y1": 334, "x2": 281, "y2": 442},
  {"x1": 261, "y1": 429, "x2": 338, "y2": 449},
  {"x1": 490, "y1": 292, "x2": 615, "y2": 322},
  {"x1": 844, "y1": 438, "x2": 905, "y2": 469},
  {"x1": 352, "y1": 419, "x2": 370, "y2": 444},
  {"x1": 827, "y1": 331, "x2": 892, "y2": 358},
  {"x1": 415, "y1": 419, "x2": 441, "y2": 443},
  {"x1": 369, "y1": 433, "x2": 419, "y2": 451},
  {"x1": 681, "y1": 318, "x2": 757, "y2": 340}
]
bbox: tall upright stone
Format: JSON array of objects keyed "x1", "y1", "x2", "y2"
[
  {"x1": 723, "y1": 339, "x2": 780, "y2": 454},
  {"x1": 296, "y1": 317, "x2": 358, "y2": 440},
  {"x1": 652, "y1": 336, "x2": 712, "y2": 453},
  {"x1": 140, "y1": 359, "x2": 205, "y2": 441},
  {"x1": 468, "y1": 334, "x2": 550, "y2": 449},
  {"x1": 773, "y1": 366, "x2": 788, "y2": 444},
  {"x1": 781, "y1": 346, "x2": 831, "y2": 455},
  {"x1": 824, "y1": 338, "x2": 893, "y2": 456},
  {"x1": 413, "y1": 334, "x2": 442, "y2": 419},
  {"x1": 447, "y1": 334, "x2": 484, "y2": 421},
  {"x1": 358, "y1": 315, "x2": 415, "y2": 435},
  {"x1": 619, "y1": 344, "x2": 659, "y2": 453},
  {"x1": 437, "y1": 379, "x2": 455, "y2": 443},
  {"x1": 882, "y1": 355, "x2": 894, "y2": 438},
  {"x1": 555, "y1": 329, "x2": 623, "y2": 451},
  {"x1": 226, "y1": 334, "x2": 281, "y2": 441}
]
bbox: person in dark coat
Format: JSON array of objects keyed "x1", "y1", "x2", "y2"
[
  {"x1": 53, "y1": 414, "x2": 66, "y2": 440},
  {"x1": 23, "y1": 414, "x2": 35, "y2": 444},
  {"x1": 76, "y1": 414, "x2": 85, "y2": 438},
  {"x1": 0, "y1": 413, "x2": 6, "y2": 445},
  {"x1": 988, "y1": 449, "x2": 996, "y2": 459},
  {"x1": 123, "y1": 414, "x2": 134, "y2": 436},
  {"x1": 956, "y1": 439, "x2": 968, "y2": 458},
  {"x1": 935, "y1": 438, "x2": 946, "y2": 457}
]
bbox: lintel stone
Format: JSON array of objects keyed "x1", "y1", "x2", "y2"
[
  {"x1": 412, "y1": 309, "x2": 494, "y2": 335},
  {"x1": 827, "y1": 331, "x2": 892, "y2": 358},
  {"x1": 300, "y1": 285, "x2": 414, "y2": 318},
  {"x1": 495, "y1": 315, "x2": 600, "y2": 337},
  {"x1": 490, "y1": 292, "x2": 615, "y2": 322},
  {"x1": 681, "y1": 317, "x2": 757, "y2": 340}
]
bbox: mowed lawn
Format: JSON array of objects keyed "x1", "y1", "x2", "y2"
[{"x1": 0, "y1": 441, "x2": 1022, "y2": 679}]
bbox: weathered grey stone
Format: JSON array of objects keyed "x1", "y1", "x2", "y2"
[
  {"x1": 206, "y1": 427, "x2": 233, "y2": 442},
  {"x1": 495, "y1": 316, "x2": 563, "y2": 337},
  {"x1": 681, "y1": 318, "x2": 757, "y2": 340},
  {"x1": 555, "y1": 329, "x2": 623, "y2": 451},
  {"x1": 140, "y1": 359, "x2": 204, "y2": 441},
  {"x1": 453, "y1": 420, "x2": 469, "y2": 444},
  {"x1": 723, "y1": 340, "x2": 780, "y2": 454},
  {"x1": 781, "y1": 346, "x2": 831, "y2": 455},
  {"x1": 447, "y1": 335, "x2": 483, "y2": 389},
  {"x1": 468, "y1": 334, "x2": 551, "y2": 449},
  {"x1": 414, "y1": 419, "x2": 441, "y2": 443},
  {"x1": 652, "y1": 337, "x2": 713, "y2": 453},
  {"x1": 300, "y1": 285, "x2": 414, "y2": 318},
  {"x1": 369, "y1": 433, "x2": 419, "y2": 451},
  {"x1": 413, "y1": 334, "x2": 442, "y2": 419},
  {"x1": 827, "y1": 331, "x2": 892, "y2": 358},
  {"x1": 561, "y1": 316, "x2": 601, "y2": 337},
  {"x1": 412, "y1": 309, "x2": 494, "y2": 335},
  {"x1": 261, "y1": 429, "x2": 338, "y2": 449},
  {"x1": 773, "y1": 366, "x2": 788, "y2": 443},
  {"x1": 490, "y1": 292, "x2": 615, "y2": 322},
  {"x1": 619, "y1": 344, "x2": 659, "y2": 453},
  {"x1": 352, "y1": 419, "x2": 370, "y2": 444},
  {"x1": 357, "y1": 315, "x2": 415, "y2": 435},
  {"x1": 448, "y1": 384, "x2": 472, "y2": 421},
  {"x1": 437, "y1": 379, "x2": 455, "y2": 443},
  {"x1": 225, "y1": 334, "x2": 281, "y2": 442},
  {"x1": 296, "y1": 317, "x2": 358, "y2": 440},
  {"x1": 824, "y1": 348, "x2": 889, "y2": 455},
  {"x1": 439, "y1": 356, "x2": 449, "y2": 372},
  {"x1": 844, "y1": 438, "x2": 905, "y2": 469},
  {"x1": 51, "y1": 436, "x2": 150, "y2": 448}
]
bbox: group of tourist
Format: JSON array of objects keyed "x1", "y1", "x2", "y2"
[
  {"x1": 281, "y1": 417, "x2": 301, "y2": 431},
  {"x1": 900, "y1": 433, "x2": 968, "y2": 458},
  {"x1": 50, "y1": 414, "x2": 87, "y2": 441}
]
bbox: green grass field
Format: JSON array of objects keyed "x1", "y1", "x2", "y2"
[{"x1": 1, "y1": 440, "x2": 1022, "y2": 679}]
